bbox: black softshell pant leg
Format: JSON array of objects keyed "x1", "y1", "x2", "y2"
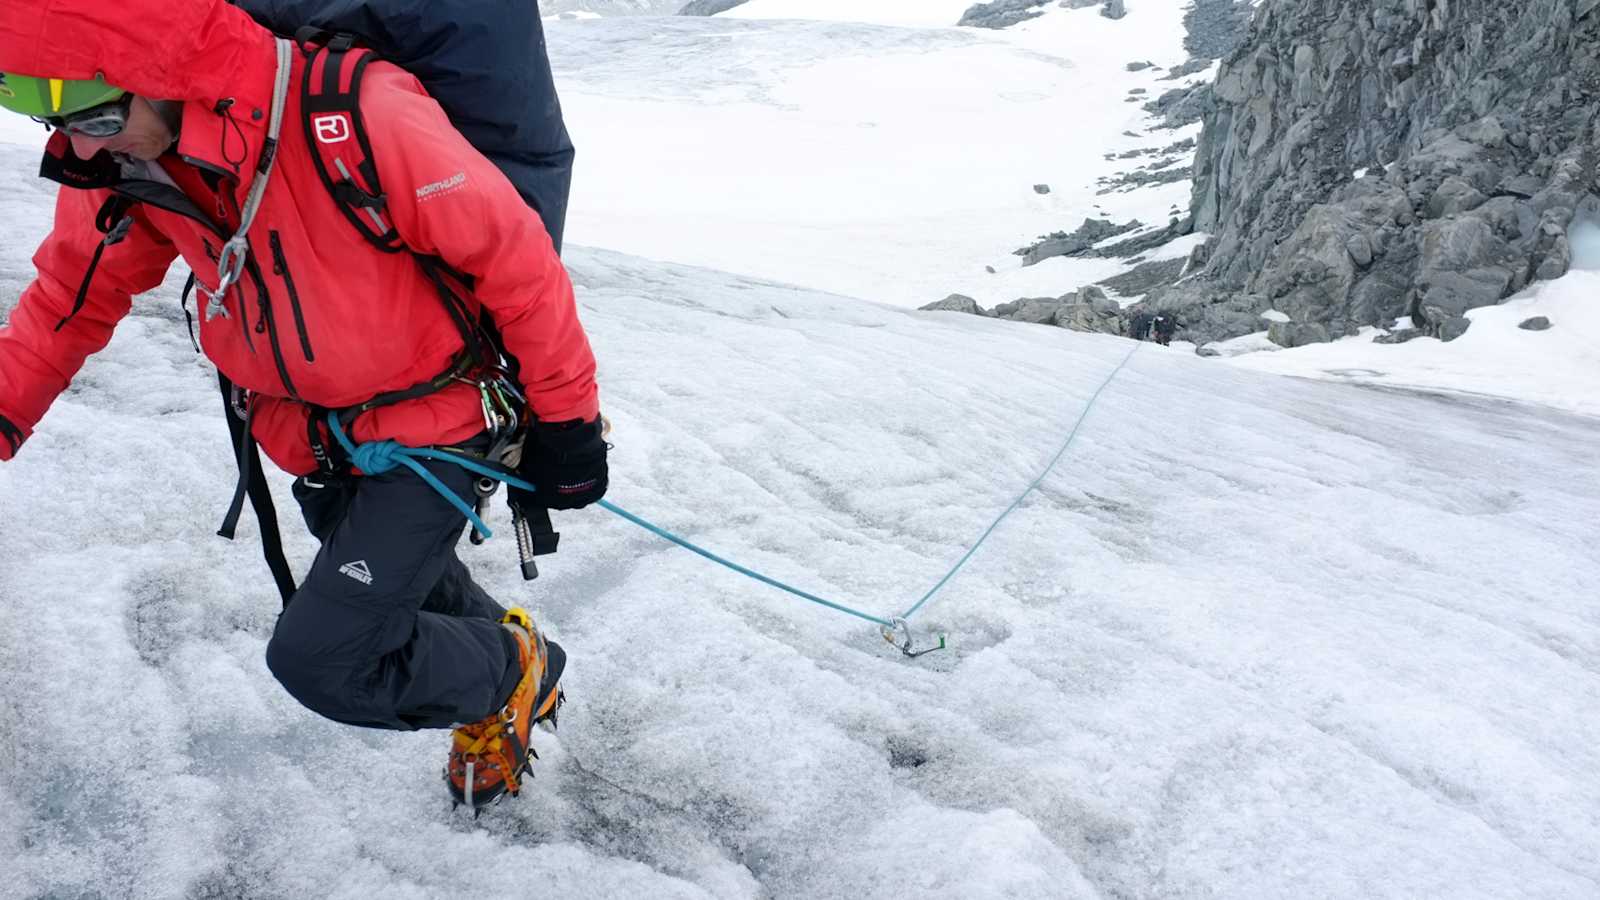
[{"x1": 265, "y1": 460, "x2": 523, "y2": 731}]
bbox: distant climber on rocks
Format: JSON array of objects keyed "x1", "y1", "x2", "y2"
[
  {"x1": 1153, "y1": 314, "x2": 1178, "y2": 346},
  {"x1": 0, "y1": 0, "x2": 604, "y2": 814},
  {"x1": 1130, "y1": 311, "x2": 1155, "y2": 342}
]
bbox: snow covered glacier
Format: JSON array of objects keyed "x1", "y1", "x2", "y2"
[{"x1": 2, "y1": 215, "x2": 1597, "y2": 895}]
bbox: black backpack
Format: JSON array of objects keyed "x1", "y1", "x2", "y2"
[{"x1": 231, "y1": 0, "x2": 575, "y2": 251}]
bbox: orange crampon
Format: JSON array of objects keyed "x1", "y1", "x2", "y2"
[{"x1": 445, "y1": 608, "x2": 565, "y2": 815}]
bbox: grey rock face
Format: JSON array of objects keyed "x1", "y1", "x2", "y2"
[
  {"x1": 1182, "y1": 0, "x2": 1255, "y2": 61},
  {"x1": 1163, "y1": 0, "x2": 1600, "y2": 347},
  {"x1": 1101, "y1": 0, "x2": 1126, "y2": 20},
  {"x1": 1519, "y1": 316, "x2": 1553, "y2": 331}
]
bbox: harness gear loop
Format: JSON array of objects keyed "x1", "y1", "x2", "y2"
[{"x1": 203, "y1": 37, "x2": 293, "y2": 320}]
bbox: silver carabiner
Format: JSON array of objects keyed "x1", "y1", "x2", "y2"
[
  {"x1": 881, "y1": 617, "x2": 948, "y2": 659},
  {"x1": 204, "y1": 236, "x2": 249, "y2": 321}
]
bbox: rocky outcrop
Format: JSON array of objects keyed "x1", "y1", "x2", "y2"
[
  {"x1": 958, "y1": 0, "x2": 1050, "y2": 29},
  {"x1": 677, "y1": 0, "x2": 750, "y2": 14},
  {"x1": 1016, "y1": 218, "x2": 1142, "y2": 266},
  {"x1": 921, "y1": 294, "x2": 989, "y2": 315},
  {"x1": 921, "y1": 286, "x2": 1128, "y2": 335},
  {"x1": 1163, "y1": 0, "x2": 1600, "y2": 347},
  {"x1": 959, "y1": 0, "x2": 1125, "y2": 29}
]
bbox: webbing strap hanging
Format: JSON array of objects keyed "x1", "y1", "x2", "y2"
[{"x1": 215, "y1": 374, "x2": 297, "y2": 608}]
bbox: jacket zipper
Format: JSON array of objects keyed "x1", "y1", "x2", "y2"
[
  {"x1": 268, "y1": 231, "x2": 316, "y2": 363},
  {"x1": 217, "y1": 187, "x2": 301, "y2": 401},
  {"x1": 243, "y1": 254, "x2": 301, "y2": 400}
]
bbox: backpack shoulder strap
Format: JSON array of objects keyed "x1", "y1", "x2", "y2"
[
  {"x1": 298, "y1": 40, "x2": 496, "y2": 367},
  {"x1": 300, "y1": 42, "x2": 405, "y2": 254}
]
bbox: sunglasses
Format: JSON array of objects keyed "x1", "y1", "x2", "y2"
[{"x1": 37, "y1": 93, "x2": 134, "y2": 138}]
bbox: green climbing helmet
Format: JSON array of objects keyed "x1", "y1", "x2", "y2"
[{"x1": 0, "y1": 72, "x2": 124, "y2": 120}]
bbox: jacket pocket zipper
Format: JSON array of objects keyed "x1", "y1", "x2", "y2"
[{"x1": 268, "y1": 231, "x2": 316, "y2": 363}]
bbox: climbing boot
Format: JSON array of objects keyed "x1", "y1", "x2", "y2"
[{"x1": 445, "y1": 608, "x2": 566, "y2": 815}]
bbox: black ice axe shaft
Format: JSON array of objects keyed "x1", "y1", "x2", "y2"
[{"x1": 512, "y1": 504, "x2": 561, "y2": 580}]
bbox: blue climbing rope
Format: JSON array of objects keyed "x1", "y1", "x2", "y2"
[
  {"x1": 324, "y1": 411, "x2": 534, "y2": 539},
  {"x1": 897, "y1": 342, "x2": 1141, "y2": 619},
  {"x1": 595, "y1": 343, "x2": 1141, "y2": 636},
  {"x1": 322, "y1": 341, "x2": 1138, "y2": 648},
  {"x1": 598, "y1": 498, "x2": 897, "y2": 628}
]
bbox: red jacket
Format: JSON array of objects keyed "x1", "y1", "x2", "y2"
[{"x1": 0, "y1": 0, "x2": 598, "y2": 473}]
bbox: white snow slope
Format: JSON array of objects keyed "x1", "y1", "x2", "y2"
[
  {"x1": 549, "y1": 6, "x2": 1202, "y2": 310},
  {"x1": 3, "y1": 124, "x2": 1600, "y2": 897}
]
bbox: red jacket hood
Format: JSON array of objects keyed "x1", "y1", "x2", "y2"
[
  {"x1": 0, "y1": 0, "x2": 275, "y2": 110},
  {"x1": 0, "y1": 0, "x2": 278, "y2": 181}
]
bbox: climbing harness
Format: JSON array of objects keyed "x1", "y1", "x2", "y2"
[{"x1": 324, "y1": 410, "x2": 533, "y2": 540}]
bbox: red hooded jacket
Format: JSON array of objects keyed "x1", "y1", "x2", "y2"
[{"x1": 0, "y1": 0, "x2": 598, "y2": 473}]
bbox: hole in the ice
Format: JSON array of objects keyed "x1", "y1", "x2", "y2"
[{"x1": 886, "y1": 735, "x2": 930, "y2": 769}]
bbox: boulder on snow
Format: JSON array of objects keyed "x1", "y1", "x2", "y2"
[
  {"x1": 1438, "y1": 316, "x2": 1473, "y2": 342},
  {"x1": 1267, "y1": 320, "x2": 1332, "y2": 348},
  {"x1": 1519, "y1": 316, "x2": 1553, "y2": 331},
  {"x1": 920, "y1": 294, "x2": 987, "y2": 315}
]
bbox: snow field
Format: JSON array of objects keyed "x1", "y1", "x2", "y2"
[
  {"x1": 550, "y1": 3, "x2": 1203, "y2": 310},
  {"x1": 4, "y1": 168, "x2": 1600, "y2": 894},
  {"x1": 2, "y1": 1, "x2": 1599, "y2": 894}
]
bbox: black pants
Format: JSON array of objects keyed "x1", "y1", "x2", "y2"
[{"x1": 265, "y1": 458, "x2": 522, "y2": 731}]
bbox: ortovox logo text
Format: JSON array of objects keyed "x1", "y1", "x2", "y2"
[
  {"x1": 313, "y1": 113, "x2": 352, "y2": 144},
  {"x1": 339, "y1": 560, "x2": 374, "y2": 586}
]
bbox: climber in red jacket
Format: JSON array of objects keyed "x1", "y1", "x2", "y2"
[{"x1": 0, "y1": 0, "x2": 604, "y2": 813}]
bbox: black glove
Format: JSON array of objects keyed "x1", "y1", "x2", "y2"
[{"x1": 510, "y1": 417, "x2": 609, "y2": 511}]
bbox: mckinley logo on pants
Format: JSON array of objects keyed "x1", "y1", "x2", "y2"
[{"x1": 339, "y1": 560, "x2": 374, "y2": 585}]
